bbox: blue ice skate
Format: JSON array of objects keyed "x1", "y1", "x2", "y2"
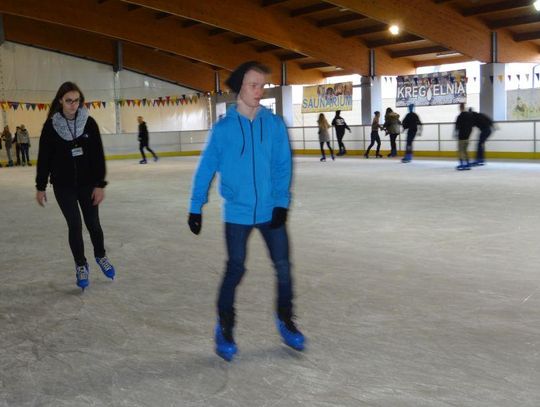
[
  {"x1": 95, "y1": 256, "x2": 115, "y2": 280},
  {"x1": 75, "y1": 263, "x2": 89, "y2": 291},
  {"x1": 214, "y1": 322, "x2": 237, "y2": 361},
  {"x1": 276, "y1": 314, "x2": 305, "y2": 351}
]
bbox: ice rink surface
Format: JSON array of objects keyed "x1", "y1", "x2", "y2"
[{"x1": 1, "y1": 156, "x2": 539, "y2": 406}]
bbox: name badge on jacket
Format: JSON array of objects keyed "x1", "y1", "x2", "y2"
[{"x1": 71, "y1": 147, "x2": 84, "y2": 157}]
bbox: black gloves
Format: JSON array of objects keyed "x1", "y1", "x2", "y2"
[
  {"x1": 188, "y1": 213, "x2": 202, "y2": 235},
  {"x1": 270, "y1": 207, "x2": 288, "y2": 229}
]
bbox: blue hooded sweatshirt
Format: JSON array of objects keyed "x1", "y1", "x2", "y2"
[{"x1": 189, "y1": 105, "x2": 292, "y2": 225}]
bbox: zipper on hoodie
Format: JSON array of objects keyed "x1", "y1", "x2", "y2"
[{"x1": 249, "y1": 119, "x2": 258, "y2": 224}]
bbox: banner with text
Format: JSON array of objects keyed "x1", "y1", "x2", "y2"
[
  {"x1": 301, "y1": 82, "x2": 353, "y2": 113},
  {"x1": 396, "y1": 70, "x2": 467, "y2": 107}
]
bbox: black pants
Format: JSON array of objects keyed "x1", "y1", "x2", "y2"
[
  {"x1": 336, "y1": 131, "x2": 346, "y2": 154},
  {"x1": 405, "y1": 129, "x2": 417, "y2": 156},
  {"x1": 54, "y1": 185, "x2": 105, "y2": 266},
  {"x1": 139, "y1": 142, "x2": 157, "y2": 160},
  {"x1": 366, "y1": 131, "x2": 381, "y2": 155},
  {"x1": 476, "y1": 128, "x2": 492, "y2": 162},
  {"x1": 20, "y1": 144, "x2": 30, "y2": 164},
  {"x1": 320, "y1": 141, "x2": 334, "y2": 159},
  {"x1": 15, "y1": 144, "x2": 21, "y2": 165},
  {"x1": 388, "y1": 133, "x2": 399, "y2": 156}
]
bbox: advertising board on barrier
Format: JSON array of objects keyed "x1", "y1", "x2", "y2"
[
  {"x1": 301, "y1": 82, "x2": 353, "y2": 113},
  {"x1": 396, "y1": 70, "x2": 467, "y2": 107}
]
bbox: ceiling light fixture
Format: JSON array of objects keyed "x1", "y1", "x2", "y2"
[
  {"x1": 535, "y1": 0, "x2": 540, "y2": 11},
  {"x1": 389, "y1": 25, "x2": 400, "y2": 35}
]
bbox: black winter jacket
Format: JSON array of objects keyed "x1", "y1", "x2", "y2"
[{"x1": 35, "y1": 116, "x2": 107, "y2": 191}]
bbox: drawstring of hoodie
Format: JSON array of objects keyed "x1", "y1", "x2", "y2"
[
  {"x1": 237, "y1": 116, "x2": 264, "y2": 155},
  {"x1": 237, "y1": 115, "x2": 246, "y2": 156}
]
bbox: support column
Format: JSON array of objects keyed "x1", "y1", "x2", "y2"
[
  {"x1": 112, "y1": 41, "x2": 122, "y2": 135},
  {"x1": 113, "y1": 72, "x2": 122, "y2": 135},
  {"x1": 0, "y1": 14, "x2": 7, "y2": 128},
  {"x1": 281, "y1": 61, "x2": 287, "y2": 86},
  {"x1": 275, "y1": 85, "x2": 294, "y2": 127},
  {"x1": 479, "y1": 32, "x2": 506, "y2": 120},
  {"x1": 361, "y1": 49, "x2": 382, "y2": 125},
  {"x1": 361, "y1": 76, "x2": 382, "y2": 125}
]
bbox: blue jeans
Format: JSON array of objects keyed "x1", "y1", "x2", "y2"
[{"x1": 217, "y1": 222, "x2": 293, "y2": 315}]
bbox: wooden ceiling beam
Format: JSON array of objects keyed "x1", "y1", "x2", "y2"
[
  {"x1": 300, "y1": 61, "x2": 331, "y2": 70},
  {"x1": 342, "y1": 23, "x2": 387, "y2": 38},
  {"x1": 290, "y1": 3, "x2": 335, "y2": 17},
  {"x1": 0, "y1": 0, "x2": 323, "y2": 85},
  {"x1": 390, "y1": 45, "x2": 449, "y2": 58},
  {"x1": 317, "y1": 14, "x2": 366, "y2": 28},
  {"x1": 2, "y1": 15, "x2": 217, "y2": 91},
  {"x1": 119, "y1": 0, "x2": 415, "y2": 76},
  {"x1": 366, "y1": 34, "x2": 423, "y2": 48},
  {"x1": 326, "y1": 0, "x2": 540, "y2": 63},
  {"x1": 261, "y1": 0, "x2": 288, "y2": 6},
  {"x1": 514, "y1": 31, "x2": 540, "y2": 42},
  {"x1": 279, "y1": 52, "x2": 307, "y2": 61},
  {"x1": 461, "y1": 0, "x2": 532, "y2": 17},
  {"x1": 181, "y1": 20, "x2": 200, "y2": 28},
  {"x1": 488, "y1": 14, "x2": 540, "y2": 30}
]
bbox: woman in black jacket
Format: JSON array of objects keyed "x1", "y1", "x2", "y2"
[{"x1": 35, "y1": 82, "x2": 115, "y2": 290}]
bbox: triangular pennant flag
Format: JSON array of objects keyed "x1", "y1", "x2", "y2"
[
  {"x1": 517, "y1": 74, "x2": 521, "y2": 81},
  {"x1": 103, "y1": 102, "x2": 107, "y2": 108},
  {"x1": 489, "y1": 76, "x2": 494, "y2": 84},
  {"x1": 473, "y1": 77, "x2": 477, "y2": 82},
  {"x1": 536, "y1": 73, "x2": 540, "y2": 81},
  {"x1": 507, "y1": 75, "x2": 511, "y2": 82},
  {"x1": 526, "y1": 74, "x2": 530, "y2": 81},
  {"x1": 12, "y1": 102, "x2": 20, "y2": 110},
  {"x1": 498, "y1": 75, "x2": 504, "y2": 83}
]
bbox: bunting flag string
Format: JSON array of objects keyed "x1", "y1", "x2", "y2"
[{"x1": 0, "y1": 92, "x2": 204, "y2": 112}]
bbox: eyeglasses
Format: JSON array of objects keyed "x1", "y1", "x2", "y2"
[{"x1": 63, "y1": 98, "x2": 80, "y2": 105}]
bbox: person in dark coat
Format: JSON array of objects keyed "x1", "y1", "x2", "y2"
[
  {"x1": 35, "y1": 81, "x2": 116, "y2": 290},
  {"x1": 454, "y1": 103, "x2": 475, "y2": 171},
  {"x1": 401, "y1": 104, "x2": 422, "y2": 163},
  {"x1": 383, "y1": 108, "x2": 401, "y2": 157},
  {"x1": 470, "y1": 110, "x2": 494, "y2": 166},
  {"x1": 331, "y1": 110, "x2": 351, "y2": 156},
  {"x1": 137, "y1": 116, "x2": 158, "y2": 164}
]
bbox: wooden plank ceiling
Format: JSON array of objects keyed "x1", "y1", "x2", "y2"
[{"x1": 0, "y1": 0, "x2": 539, "y2": 91}]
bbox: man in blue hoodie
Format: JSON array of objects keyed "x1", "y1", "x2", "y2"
[{"x1": 188, "y1": 61, "x2": 305, "y2": 361}]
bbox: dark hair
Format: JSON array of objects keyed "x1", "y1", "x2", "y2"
[
  {"x1": 47, "y1": 82, "x2": 85, "y2": 120},
  {"x1": 385, "y1": 107, "x2": 393, "y2": 114},
  {"x1": 225, "y1": 61, "x2": 270, "y2": 94},
  {"x1": 374, "y1": 111, "x2": 380, "y2": 115},
  {"x1": 335, "y1": 110, "x2": 341, "y2": 115}
]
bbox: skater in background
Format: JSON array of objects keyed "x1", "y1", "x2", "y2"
[
  {"x1": 331, "y1": 110, "x2": 351, "y2": 156},
  {"x1": 317, "y1": 113, "x2": 334, "y2": 162},
  {"x1": 35, "y1": 81, "x2": 116, "y2": 290},
  {"x1": 14, "y1": 126, "x2": 22, "y2": 166},
  {"x1": 470, "y1": 109, "x2": 494, "y2": 166},
  {"x1": 454, "y1": 103, "x2": 474, "y2": 171},
  {"x1": 365, "y1": 111, "x2": 383, "y2": 158},
  {"x1": 401, "y1": 104, "x2": 422, "y2": 163},
  {"x1": 17, "y1": 124, "x2": 31, "y2": 166},
  {"x1": 137, "y1": 116, "x2": 158, "y2": 164},
  {"x1": 188, "y1": 61, "x2": 305, "y2": 362},
  {"x1": 383, "y1": 108, "x2": 401, "y2": 157},
  {"x1": 2, "y1": 126, "x2": 14, "y2": 167}
]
